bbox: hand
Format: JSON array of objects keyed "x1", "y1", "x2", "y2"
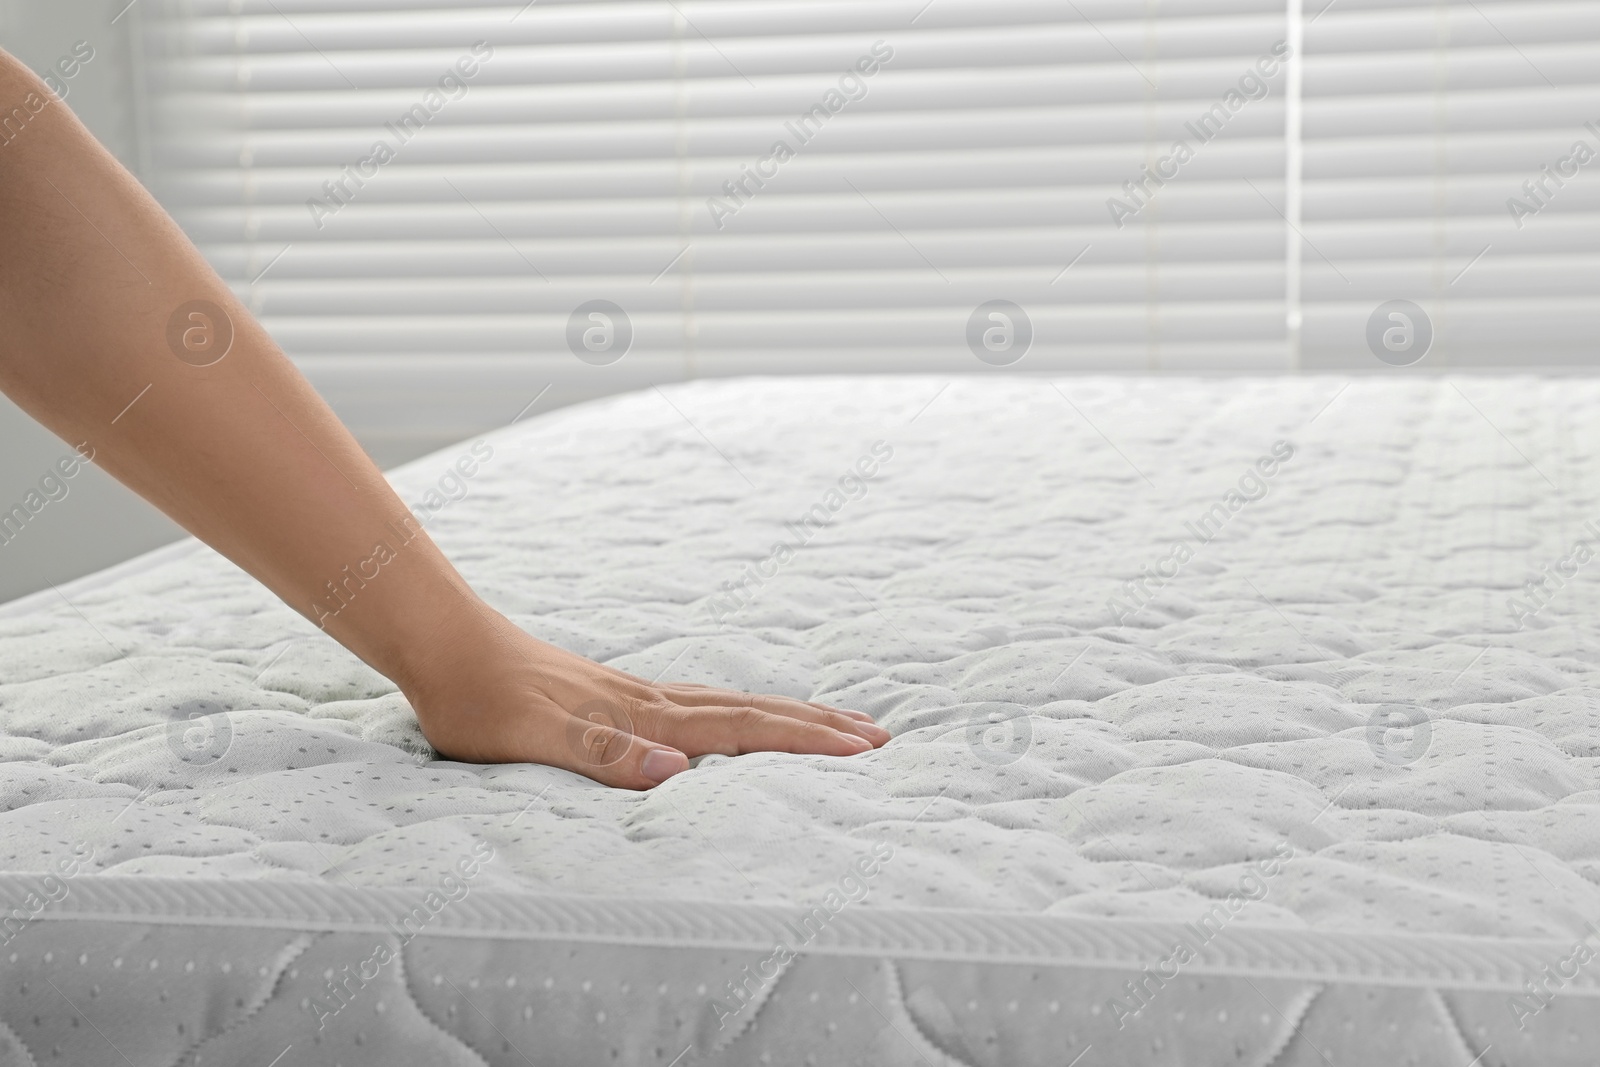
[{"x1": 399, "y1": 596, "x2": 891, "y2": 789}]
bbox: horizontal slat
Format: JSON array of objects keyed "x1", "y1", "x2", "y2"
[
  {"x1": 222, "y1": 254, "x2": 1600, "y2": 317},
  {"x1": 152, "y1": 155, "x2": 1293, "y2": 219},
  {"x1": 159, "y1": 174, "x2": 1599, "y2": 240},
  {"x1": 143, "y1": 73, "x2": 1600, "y2": 142},
  {"x1": 149, "y1": 110, "x2": 1293, "y2": 169},
  {"x1": 141, "y1": 27, "x2": 1286, "y2": 97},
  {"x1": 1298, "y1": 255, "x2": 1600, "y2": 298},
  {"x1": 144, "y1": 2, "x2": 1281, "y2": 57},
  {"x1": 149, "y1": 0, "x2": 1288, "y2": 19},
  {"x1": 146, "y1": 0, "x2": 1588, "y2": 60},
  {"x1": 255, "y1": 303, "x2": 1289, "y2": 350},
  {"x1": 184, "y1": 225, "x2": 1293, "y2": 281},
  {"x1": 232, "y1": 266, "x2": 1293, "y2": 315},
  {"x1": 1297, "y1": 216, "x2": 1600, "y2": 261},
  {"x1": 169, "y1": 219, "x2": 1600, "y2": 281},
  {"x1": 147, "y1": 66, "x2": 1299, "y2": 133},
  {"x1": 136, "y1": 0, "x2": 1600, "y2": 376},
  {"x1": 147, "y1": 151, "x2": 1597, "y2": 222},
  {"x1": 1309, "y1": 1, "x2": 1600, "y2": 57},
  {"x1": 172, "y1": 180, "x2": 1296, "y2": 239},
  {"x1": 147, "y1": 148, "x2": 1237, "y2": 205}
]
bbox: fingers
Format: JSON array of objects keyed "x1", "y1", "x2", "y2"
[
  {"x1": 742, "y1": 694, "x2": 891, "y2": 746},
  {"x1": 549, "y1": 701, "x2": 874, "y2": 789},
  {"x1": 543, "y1": 686, "x2": 890, "y2": 790},
  {"x1": 559, "y1": 716, "x2": 691, "y2": 791},
  {"x1": 660, "y1": 685, "x2": 885, "y2": 736},
  {"x1": 521, "y1": 696, "x2": 684, "y2": 790},
  {"x1": 648, "y1": 704, "x2": 877, "y2": 760}
]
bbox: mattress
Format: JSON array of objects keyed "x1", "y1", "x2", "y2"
[{"x1": 2, "y1": 374, "x2": 1598, "y2": 1067}]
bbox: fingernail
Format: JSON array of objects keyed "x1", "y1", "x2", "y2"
[
  {"x1": 859, "y1": 724, "x2": 891, "y2": 742},
  {"x1": 841, "y1": 710, "x2": 874, "y2": 722},
  {"x1": 642, "y1": 749, "x2": 688, "y2": 785},
  {"x1": 843, "y1": 733, "x2": 872, "y2": 751}
]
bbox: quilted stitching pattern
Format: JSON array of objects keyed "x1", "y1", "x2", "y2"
[{"x1": 3, "y1": 376, "x2": 1600, "y2": 1064}]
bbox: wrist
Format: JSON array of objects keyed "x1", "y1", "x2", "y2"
[{"x1": 309, "y1": 537, "x2": 501, "y2": 700}]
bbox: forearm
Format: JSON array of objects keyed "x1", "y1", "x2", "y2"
[{"x1": 0, "y1": 51, "x2": 480, "y2": 689}]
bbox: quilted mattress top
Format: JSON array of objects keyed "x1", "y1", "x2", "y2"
[{"x1": 3, "y1": 375, "x2": 1599, "y2": 964}]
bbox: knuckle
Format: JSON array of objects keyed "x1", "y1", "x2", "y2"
[
  {"x1": 790, "y1": 720, "x2": 831, "y2": 745},
  {"x1": 566, "y1": 698, "x2": 636, "y2": 768},
  {"x1": 726, "y1": 705, "x2": 763, "y2": 731},
  {"x1": 582, "y1": 726, "x2": 621, "y2": 766},
  {"x1": 627, "y1": 695, "x2": 666, "y2": 736},
  {"x1": 809, "y1": 722, "x2": 841, "y2": 742}
]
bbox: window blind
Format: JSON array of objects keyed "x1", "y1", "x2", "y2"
[
  {"x1": 133, "y1": 0, "x2": 1598, "y2": 452},
  {"x1": 1298, "y1": 0, "x2": 1600, "y2": 370}
]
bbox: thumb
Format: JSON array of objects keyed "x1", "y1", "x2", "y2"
[{"x1": 561, "y1": 701, "x2": 688, "y2": 789}]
